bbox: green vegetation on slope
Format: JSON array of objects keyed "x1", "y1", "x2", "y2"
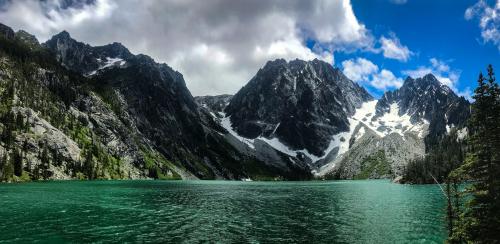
[
  {"x1": 0, "y1": 34, "x2": 130, "y2": 181},
  {"x1": 401, "y1": 129, "x2": 466, "y2": 184},
  {"x1": 354, "y1": 150, "x2": 390, "y2": 180},
  {"x1": 140, "y1": 147, "x2": 181, "y2": 180}
]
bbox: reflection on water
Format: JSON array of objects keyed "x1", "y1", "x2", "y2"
[{"x1": 0, "y1": 180, "x2": 446, "y2": 243}]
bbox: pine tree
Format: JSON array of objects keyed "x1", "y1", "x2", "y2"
[
  {"x1": 15, "y1": 111, "x2": 23, "y2": 130},
  {"x1": 40, "y1": 144, "x2": 51, "y2": 180},
  {"x1": 450, "y1": 65, "x2": 500, "y2": 242},
  {"x1": 13, "y1": 149, "x2": 23, "y2": 177},
  {"x1": 83, "y1": 149, "x2": 94, "y2": 180}
]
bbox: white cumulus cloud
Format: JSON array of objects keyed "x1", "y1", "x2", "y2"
[
  {"x1": 0, "y1": 0, "x2": 374, "y2": 96},
  {"x1": 379, "y1": 34, "x2": 413, "y2": 62},
  {"x1": 341, "y1": 58, "x2": 378, "y2": 82},
  {"x1": 370, "y1": 69, "x2": 404, "y2": 90},
  {"x1": 465, "y1": 0, "x2": 500, "y2": 51},
  {"x1": 342, "y1": 58, "x2": 402, "y2": 91}
]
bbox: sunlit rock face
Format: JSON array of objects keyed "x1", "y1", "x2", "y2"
[{"x1": 318, "y1": 74, "x2": 470, "y2": 179}]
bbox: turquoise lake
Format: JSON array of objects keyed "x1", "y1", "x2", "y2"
[{"x1": 0, "y1": 180, "x2": 447, "y2": 243}]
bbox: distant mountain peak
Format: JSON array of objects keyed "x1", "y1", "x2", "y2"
[
  {"x1": 375, "y1": 72, "x2": 470, "y2": 137},
  {"x1": 15, "y1": 30, "x2": 39, "y2": 47},
  {"x1": 422, "y1": 73, "x2": 437, "y2": 80},
  {"x1": 53, "y1": 30, "x2": 72, "y2": 40},
  {"x1": 403, "y1": 73, "x2": 441, "y2": 88},
  {"x1": 43, "y1": 31, "x2": 137, "y2": 75},
  {"x1": 0, "y1": 22, "x2": 15, "y2": 40},
  {"x1": 225, "y1": 58, "x2": 372, "y2": 157}
]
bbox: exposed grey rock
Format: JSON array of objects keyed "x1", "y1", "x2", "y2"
[
  {"x1": 375, "y1": 74, "x2": 470, "y2": 138},
  {"x1": 195, "y1": 94, "x2": 233, "y2": 116},
  {"x1": 225, "y1": 58, "x2": 372, "y2": 157},
  {"x1": 0, "y1": 23, "x2": 15, "y2": 40},
  {"x1": 320, "y1": 124, "x2": 426, "y2": 179},
  {"x1": 42, "y1": 28, "x2": 309, "y2": 180},
  {"x1": 319, "y1": 74, "x2": 469, "y2": 179},
  {"x1": 15, "y1": 30, "x2": 39, "y2": 48}
]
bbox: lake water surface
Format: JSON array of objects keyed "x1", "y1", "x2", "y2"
[{"x1": 0, "y1": 180, "x2": 446, "y2": 243}]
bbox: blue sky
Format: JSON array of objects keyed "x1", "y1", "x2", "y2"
[
  {"x1": 0, "y1": 0, "x2": 498, "y2": 98},
  {"x1": 332, "y1": 0, "x2": 500, "y2": 99}
]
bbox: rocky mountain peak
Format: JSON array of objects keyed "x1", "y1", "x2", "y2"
[
  {"x1": 317, "y1": 73, "x2": 471, "y2": 179},
  {"x1": 15, "y1": 30, "x2": 40, "y2": 48},
  {"x1": 44, "y1": 31, "x2": 135, "y2": 75},
  {"x1": 54, "y1": 30, "x2": 71, "y2": 39},
  {"x1": 375, "y1": 73, "x2": 470, "y2": 136},
  {"x1": 97, "y1": 42, "x2": 132, "y2": 58},
  {"x1": 402, "y1": 73, "x2": 444, "y2": 92},
  {"x1": 0, "y1": 22, "x2": 312, "y2": 181},
  {"x1": 225, "y1": 58, "x2": 372, "y2": 157},
  {"x1": 0, "y1": 23, "x2": 15, "y2": 40}
]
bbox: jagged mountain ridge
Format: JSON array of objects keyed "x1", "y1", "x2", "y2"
[
  {"x1": 0, "y1": 21, "x2": 470, "y2": 181},
  {"x1": 0, "y1": 23, "x2": 312, "y2": 181},
  {"x1": 200, "y1": 60, "x2": 470, "y2": 179},
  {"x1": 317, "y1": 73, "x2": 469, "y2": 178},
  {"x1": 44, "y1": 29, "x2": 313, "y2": 180},
  {"x1": 375, "y1": 74, "x2": 469, "y2": 136},
  {"x1": 43, "y1": 31, "x2": 134, "y2": 76},
  {"x1": 225, "y1": 59, "x2": 373, "y2": 158}
]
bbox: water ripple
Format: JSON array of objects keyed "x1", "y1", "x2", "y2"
[{"x1": 0, "y1": 180, "x2": 446, "y2": 243}]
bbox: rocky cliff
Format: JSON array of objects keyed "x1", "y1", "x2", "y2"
[
  {"x1": 0, "y1": 23, "x2": 312, "y2": 181},
  {"x1": 204, "y1": 60, "x2": 470, "y2": 180},
  {"x1": 0, "y1": 22, "x2": 470, "y2": 182},
  {"x1": 225, "y1": 59, "x2": 372, "y2": 158}
]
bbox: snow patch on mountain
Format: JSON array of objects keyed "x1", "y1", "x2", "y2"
[
  {"x1": 361, "y1": 102, "x2": 429, "y2": 138},
  {"x1": 86, "y1": 57, "x2": 127, "y2": 76},
  {"x1": 220, "y1": 114, "x2": 255, "y2": 149},
  {"x1": 102, "y1": 57, "x2": 126, "y2": 69},
  {"x1": 221, "y1": 98, "x2": 430, "y2": 169},
  {"x1": 219, "y1": 113, "x2": 327, "y2": 161},
  {"x1": 314, "y1": 99, "x2": 430, "y2": 174}
]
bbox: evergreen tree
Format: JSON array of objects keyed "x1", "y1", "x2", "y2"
[
  {"x1": 450, "y1": 65, "x2": 500, "y2": 242},
  {"x1": 1, "y1": 111, "x2": 15, "y2": 149},
  {"x1": 15, "y1": 111, "x2": 23, "y2": 130},
  {"x1": 83, "y1": 149, "x2": 94, "y2": 180},
  {"x1": 40, "y1": 144, "x2": 51, "y2": 180},
  {"x1": 13, "y1": 149, "x2": 23, "y2": 177}
]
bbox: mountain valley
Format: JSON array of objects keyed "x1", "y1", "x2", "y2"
[{"x1": 0, "y1": 22, "x2": 470, "y2": 181}]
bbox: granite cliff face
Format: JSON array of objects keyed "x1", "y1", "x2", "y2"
[
  {"x1": 0, "y1": 22, "x2": 470, "y2": 181},
  {"x1": 0, "y1": 23, "x2": 312, "y2": 181},
  {"x1": 314, "y1": 74, "x2": 470, "y2": 178},
  {"x1": 225, "y1": 59, "x2": 372, "y2": 157},
  {"x1": 203, "y1": 60, "x2": 470, "y2": 180}
]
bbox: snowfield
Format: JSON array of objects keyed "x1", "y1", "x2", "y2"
[
  {"x1": 86, "y1": 57, "x2": 127, "y2": 76},
  {"x1": 218, "y1": 100, "x2": 430, "y2": 169}
]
